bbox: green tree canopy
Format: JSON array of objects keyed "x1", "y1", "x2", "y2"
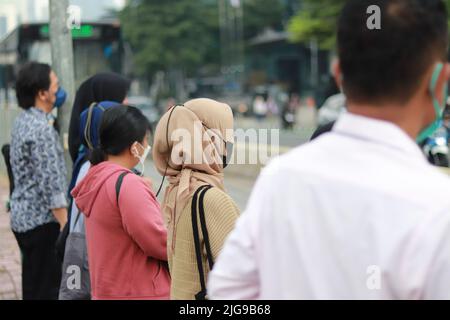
[
  {"x1": 447, "y1": 0, "x2": 450, "y2": 30},
  {"x1": 287, "y1": 0, "x2": 345, "y2": 50},
  {"x1": 120, "y1": 0, "x2": 219, "y2": 77},
  {"x1": 120, "y1": 0, "x2": 287, "y2": 78},
  {"x1": 242, "y1": 0, "x2": 284, "y2": 39}
]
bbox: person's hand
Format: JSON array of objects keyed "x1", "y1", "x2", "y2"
[
  {"x1": 52, "y1": 207, "x2": 68, "y2": 231},
  {"x1": 59, "y1": 222, "x2": 66, "y2": 232},
  {"x1": 142, "y1": 177, "x2": 153, "y2": 190}
]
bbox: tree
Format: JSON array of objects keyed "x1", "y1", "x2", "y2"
[
  {"x1": 242, "y1": 0, "x2": 285, "y2": 39},
  {"x1": 287, "y1": 0, "x2": 346, "y2": 50},
  {"x1": 120, "y1": 0, "x2": 287, "y2": 79},
  {"x1": 447, "y1": 0, "x2": 450, "y2": 27},
  {"x1": 120, "y1": 0, "x2": 219, "y2": 78}
]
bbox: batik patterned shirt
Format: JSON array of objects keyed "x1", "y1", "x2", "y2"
[{"x1": 10, "y1": 107, "x2": 67, "y2": 233}]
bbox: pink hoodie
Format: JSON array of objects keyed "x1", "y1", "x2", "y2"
[{"x1": 71, "y1": 161, "x2": 170, "y2": 300}]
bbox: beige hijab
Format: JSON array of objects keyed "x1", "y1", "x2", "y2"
[{"x1": 152, "y1": 98, "x2": 234, "y2": 253}]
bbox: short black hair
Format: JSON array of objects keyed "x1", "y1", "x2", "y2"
[
  {"x1": 15, "y1": 62, "x2": 52, "y2": 110},
  {"x1": 338, "y1": 0, "x2": 448, "y2": 105},
  {"x1": 90, "y1": 105, "x2": 151, "y2": 165}
]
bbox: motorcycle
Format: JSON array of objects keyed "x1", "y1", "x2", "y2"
[
  {"x1": 422, "y1": 99, "x2": 450, "y2": 168},
  {"x1": 422, "y1": 127, "x2": 449, "y2": 167}
]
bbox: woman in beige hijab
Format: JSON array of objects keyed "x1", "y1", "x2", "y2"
[{"x1": 153, "y1": 98, "x2": 240, "y2": 300}]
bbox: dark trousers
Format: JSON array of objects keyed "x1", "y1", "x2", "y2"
[{"x1": 13, "y1": 222, "x2": 62, "y2": 300}]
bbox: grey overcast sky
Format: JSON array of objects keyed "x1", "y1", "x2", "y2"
[{"x1": 70, "y1": 0, "x2": 125, "y2": 21}]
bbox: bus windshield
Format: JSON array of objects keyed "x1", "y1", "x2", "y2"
[
  {"x1": 0, "y1": 23, "x2": 127, "y2": 105},
  {"x1": 25, "y1": 39, "x2": 121, "y2": 86}
]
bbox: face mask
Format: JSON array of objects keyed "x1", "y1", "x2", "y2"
[
  {"x1": 133, "y1": 142, "x2": 151, "y2": 176},
  {"x1": 222, "y1": 142, "x2": 234, "y2": 169},
  {"x1": 417, "y1": 63, "x2": 448, "y2": 143},
  {"x1": 54, "y1": 87, "x2": 67, "y2": 109}
]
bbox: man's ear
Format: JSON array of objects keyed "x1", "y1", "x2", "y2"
[
  {"x1": 130, "y1": 142, "x2": 139, "y2": 157},
  {"x1": 37, "y1": 89, "x2": 47, "y2": 102},
  {"x1": 443, "y1": 63, "x2": 450, "y2": 90},
  {"x1": 332, "y1": 60, "x2": 343, "y2": 90},
  {"x1": 444, "y1": 62, "x2": 450, "y2": 79}
]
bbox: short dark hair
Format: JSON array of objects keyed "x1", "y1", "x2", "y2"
[
  {"x1": 15, "y1": 62, "x2": 52, "y2": 110},
  {"x1": 90, "y1": 105, "x2": 151, "y2": 165},
  {"x1": 338, "y1": 0, "x2": 448, "y2": 105}
]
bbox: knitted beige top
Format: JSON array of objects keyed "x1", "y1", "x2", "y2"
[{"x1": 168, "y1": 187, "x2": 240, "y2": 300}]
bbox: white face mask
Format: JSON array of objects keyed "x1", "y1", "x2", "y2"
[{"x1": 133, "y1": 142, "x2": 151, "y2": 176}]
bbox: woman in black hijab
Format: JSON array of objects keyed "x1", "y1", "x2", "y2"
[{"x1": 68, "y1": 73, "x2": 130, "y2": 162}]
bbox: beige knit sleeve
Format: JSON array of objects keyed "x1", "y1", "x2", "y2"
[{"x1": 202, "y1": 188, "x2": 240, "y2": 261}]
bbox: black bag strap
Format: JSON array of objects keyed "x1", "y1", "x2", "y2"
[
  {"x1": 1, "y1": 144, "x2": 14, "y2": 196},
  {"x1": 192, "y1": 184, "x2": 213, "y2": 300},
  {"x1": 115, "y1": 172, "x2": 129, "y2": 205},
  {"x1": 72, "y1": 208, "x2": 82, "y2": 228},
  {"x1": 199, "y1": 186, "x2": 215, "y2": 270}
]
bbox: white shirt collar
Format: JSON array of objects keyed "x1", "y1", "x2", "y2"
[{"x1": 333, "y1": 112, "x2": 427, "y2": 162}]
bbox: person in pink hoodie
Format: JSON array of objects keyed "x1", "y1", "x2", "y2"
[{"x1": 71, "y1": 105, "x2": 170, "y2": 300}]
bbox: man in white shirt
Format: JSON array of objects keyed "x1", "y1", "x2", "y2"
[{"x1": 208, "y1": 0, "x2": 450, "y2": 300}]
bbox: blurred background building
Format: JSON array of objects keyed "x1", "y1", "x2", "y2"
[
  {"x1": 0, "y1": 0, "x2": 126, "y2": 38},
  {"x1": 0, "y1": 0, "x2": 339, "y2": 109}
]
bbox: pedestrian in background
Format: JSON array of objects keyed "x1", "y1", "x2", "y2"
[
  {"x1": 152, "y1": 98, "x2": 240, "y2": 300},
  {"x1": 281, "y1": 92, "x2": 298, "y2": 130},
  {"x1": 71, "y1": 105, "x2": 170, "y2": 300},
  {"x1": 253, "y1": 95, "x2": 268, "y2": 122},
  {"x1": 10, "y1": 62, "x2": 68, "y2": 300}
]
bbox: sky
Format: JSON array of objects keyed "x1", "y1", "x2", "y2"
[
  {"x1": 0, "y1": 0, "x2": 126, "y2": 38},
  {"x1": 70, "y1": 0, "x2": 126, "y2": 21}
]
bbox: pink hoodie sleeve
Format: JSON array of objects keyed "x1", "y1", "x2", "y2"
[{"x1": 117, "y1": 174, "x2": 168, "y2": 261}]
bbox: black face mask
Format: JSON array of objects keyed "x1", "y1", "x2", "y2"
[
  {"x1": 201, "y1": 121, "x2": 233, "y2": 169},
  {"x1": 223, "y1": 142, "x2": 234, "y2": 169}
]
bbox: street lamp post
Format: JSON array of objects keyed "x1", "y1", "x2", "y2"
[{"x1": 219, "y1": 0, "x2": 245, "y2": 95}]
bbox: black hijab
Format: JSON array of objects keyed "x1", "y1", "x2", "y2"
[{"x1": 68, "y1": 72, "x2": 130, "y2": 162}]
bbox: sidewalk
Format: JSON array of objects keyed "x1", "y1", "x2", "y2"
[{"x1": 0, "y1": 178, "x2": 21, "y2": 300}]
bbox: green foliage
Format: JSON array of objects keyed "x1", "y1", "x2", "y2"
[
  {"x1": 242, "y1": 0, "x2": 285, "y2": 39},
  {"x1": 120, "y1": 0, "x2": 287, "y2": 77},
  {"x1": 287, "y1": 0, "x2": 346, "y2": 50},
  {"x1": 447, "y1": 0, "x2": 450, "y2": 27},
  {"x1": 120, "y1": 0, "x2": 219, "y2": 77}
]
